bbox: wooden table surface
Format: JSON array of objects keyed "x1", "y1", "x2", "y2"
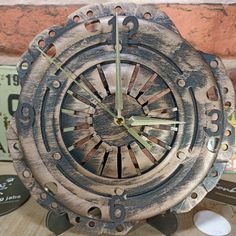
[{"x1": 0, "y1": 162, "x2": 235, "y2": 236}]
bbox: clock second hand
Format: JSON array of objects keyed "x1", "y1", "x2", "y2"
[{"x1": 37, "y1": 47, "x2": 151, "y2": 150}]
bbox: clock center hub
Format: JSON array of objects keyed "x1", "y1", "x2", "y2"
[
  {"x1": 93, "y1": 94, "x2": 144, "y2": 147},
  {"x1": 114, "y1": 117, "x2": 125, "y2": 126}
]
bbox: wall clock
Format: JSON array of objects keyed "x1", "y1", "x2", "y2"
[{"x1": 7, "y1": 2, "x2": 234, "y2": 235}]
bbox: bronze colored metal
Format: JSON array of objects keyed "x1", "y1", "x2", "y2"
[{"x1": 7, "y1": 2, "x2": 234, "y2": 235}]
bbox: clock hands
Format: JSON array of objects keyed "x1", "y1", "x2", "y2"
[
  {"x1": 128, "y1": 116, "x2": 185, "y2": 126},
  {"x1": 115, "y1": 13, "x2": 123, "y2": 119},
  {"x1": 37, "y1": 47, "x2": 151, "y2": 150}
]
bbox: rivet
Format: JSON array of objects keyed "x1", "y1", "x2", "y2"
[
  {"x1": 144, "y1": 12, "x2": 151, "y2": 20},
  {"x1": 40, "y1": 193, "x2": 47, "y2": 200},
  {"x1": 115, "y1": 187, "x2": 124, "y2": 196},
  {"x1": 177, "y1": 151, "x2": 185, "y2": 159},
  {"x1": 23, "y1": 170, "x2": 31, "y2": 178},
  {"x1": 191, "y1": 192, "x2": 198, "y2": 199},
  {"x1": 22, "y1": 107, "x2": 29, "y2": 116},
  {"x1": 221, "y1": 143, "x2": 228, "y2": 151},
  {"x1": 52, "y1": 80, "x2": 61, "y2": 88},
  {"x1": 114, "y1": 208, "x2": 122, "y2": 218},
  {"x1": 21, "y1": 61, "x2": 29, "y2": 70},
  {"x1": 210, "y1": 169, "x2": 218, "y2": 177},
  {"x1": 177, "y1": 79, "x2": 185, "y2": 87},
  {"x1": 88, "y1": 221, "x2": 95, "y2": 227},
  {"x1": 53, "y1": 152, "x2": 61, "y2": 160},
  {"x1": 210, "y1": 60, "x2": 218, "y2": 68},
  {"x1": 73, "y1": 15, "x2": 80, "y2": 23},
  {"x1": 224, "y1": 130, "x2": 231, "y2": 137},
  {"x1": 224, "y1": 101, "x2": 231, "y2": 109},
  {"x1": 116, "y1": 224, "x2": 124, "y2": 232},
  {"x1": 49, "y1": 30, "x2": 56, "y2": 37},
  {"x1": 51, "y1": 202, "x2": 58, "y2": 208}
]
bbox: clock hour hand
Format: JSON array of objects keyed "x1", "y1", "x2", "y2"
[
  {"x1": 37, "y1": 47, "x2": 152, "y2": 151},
  {"x1": 115, "y1": 13, "x2": 123, "y2": 118},
  {"x1": 128, "y1": 116, "x2": 185, "y2": 126}
]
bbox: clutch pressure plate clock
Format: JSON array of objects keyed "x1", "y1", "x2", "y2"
[{"x1": 7, "y1": 2, "x2": 235, "y2": 235}]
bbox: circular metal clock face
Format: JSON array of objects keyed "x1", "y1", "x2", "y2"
[{"x1": 7, "y1": 2, "x2": 234, "y2": 235}]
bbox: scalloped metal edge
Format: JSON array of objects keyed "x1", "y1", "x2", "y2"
[{"x1": 172, "y1": 53, "x2": 235, "y2": 213}]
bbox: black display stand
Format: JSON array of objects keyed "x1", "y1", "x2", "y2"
[
  {"x1": 46, "y1": 210, "x2": 178, "y2": 235},
  {"x1": 46, "y1": 210, "x2": 73, "y2": 235},
  {"x1": 147, "y1": 211, "x2": 178, "y2": 236}
]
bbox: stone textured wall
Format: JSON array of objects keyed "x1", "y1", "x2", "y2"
[{"x1": 0, "y1": 4, "x2": 236, "y2": 58}]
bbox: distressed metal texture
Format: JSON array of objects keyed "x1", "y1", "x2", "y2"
[{"x1": 7, "y1": 2, "x2": 234, "y2": 235}]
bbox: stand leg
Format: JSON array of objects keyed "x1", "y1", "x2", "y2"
[
  {"x1": 46, "y1": 210, "x2": 73, "y2": 235},
  {"x1": 146, "y1": 211, "x2": 178, "y2": 236}
]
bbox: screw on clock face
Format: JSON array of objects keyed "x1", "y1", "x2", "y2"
[{"x1": 36, "y1": 47, "x2": 152, "y2": 150}]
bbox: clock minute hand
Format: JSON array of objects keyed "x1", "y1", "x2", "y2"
[
  {"x1": 115, "y1": 13, "x2": 123, "y2": 118},
  {"x1": 128, "y1": 116, "x2": 185, "y2": 126}
]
